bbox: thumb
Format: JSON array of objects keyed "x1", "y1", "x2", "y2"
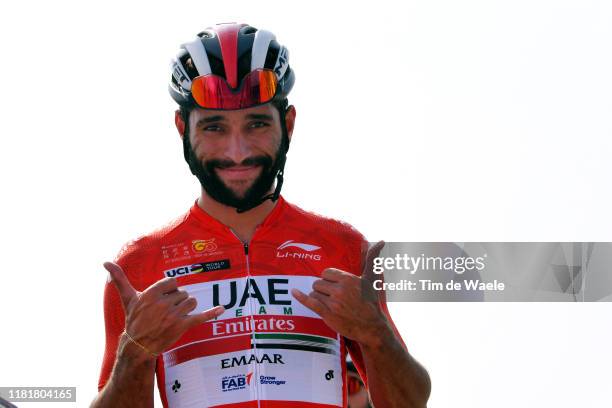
[
  {"x1": 362, "y1": 240, "x2": 386, "y2": 285},
  {"x1": 104, "y1": 261, "x2": 138, "y2": 309},
  {"x1": 360, "y1": 241, "x2": 386, "y2": 303}
]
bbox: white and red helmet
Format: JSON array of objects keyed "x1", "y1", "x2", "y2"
[{"x1": 169, "y1": 23, "x2": 295, "y2": 110}]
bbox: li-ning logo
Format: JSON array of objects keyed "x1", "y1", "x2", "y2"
[
  {"x1": 192, "y1": 239, "x2": 217, "y2": 253},
  {"x1": 278, "y1": 240, "x2": 320, "y2": 251},
  {"x1": 276, "y1": 240, "x2": 322, "y2": 261}
]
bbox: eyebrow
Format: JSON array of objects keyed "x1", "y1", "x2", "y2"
[
  {"x1": 195, "y1": 115, "x2": 226, "y2": 128},
  {"x1": 245, "y1": 113, "x2": 274, "y2": 121},
  {"x1": 195, "y1": 113, "x2": 274, "y2": 128}
]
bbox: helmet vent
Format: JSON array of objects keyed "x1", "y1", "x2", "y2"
[
  {"x1": 197, "y1": 31, "x2": 213, "y2": 39},
  {"x1": 179, "y1": 55, "x2": 199, "y2": 79},
  {"x1": 242, "y1": 26, "x2": 257, "y2": 35}
]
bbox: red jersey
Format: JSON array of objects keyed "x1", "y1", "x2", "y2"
[{"x1": 98, "y1": 196, "x2": 400, "y2": 407}]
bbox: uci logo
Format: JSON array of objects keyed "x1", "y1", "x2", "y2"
[{"x1": 192, "y1": 239, "x2": 217, "y2": 253}]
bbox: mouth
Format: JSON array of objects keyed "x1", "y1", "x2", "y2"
[{"x1": 215, "y1": 164, "x2": 262, "y2": 181}]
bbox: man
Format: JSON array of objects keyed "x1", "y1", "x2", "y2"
[{"x1": 92, "y1": 23, "x2": 430, "y2": 408}]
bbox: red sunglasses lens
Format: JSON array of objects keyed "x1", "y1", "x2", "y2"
[{"x1": 191, "y1": 70, "x2": 277, "y2": 109}]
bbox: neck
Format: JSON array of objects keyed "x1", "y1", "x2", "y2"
[{"x1": 197, "y1": 189, "x2": 277, "y2": 243}]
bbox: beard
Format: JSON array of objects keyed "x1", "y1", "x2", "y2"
[{"x1": 183, "y1": 135, "x2": 283, "y2": 210}]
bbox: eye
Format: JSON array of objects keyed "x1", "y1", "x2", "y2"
[
  {"x1": 249, "y1": 121, "x2": 269, "y2": 129},
  {"x1": 202, "y1": 124, "x2": 222, "y2": 132}
]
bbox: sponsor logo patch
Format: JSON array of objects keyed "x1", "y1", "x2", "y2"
[
  {"x1": 277, "y1": 240, "x2": 320, "y2": 251},
  {"x1": 192, "y1": 238, "x2": 218, "y2": 253},
  {"x1": 212, "y1": 316, "x2": 295, "y2": 336},
  {"x1": 259, "y1": 375, "x2": 287, "y2": 386},
  {"x1": 164, "y1": 259, "x2": 230, "y2": 277},
  {"x1": 213, "y1": 278, "x2": 291, "y2": 309},
  {"x1": 221, "y1": 353, "x2": 285, "y2": 369},
  {"x1": 161, "y1": 242, "x2": 192, "y2": 263},
  {"x1": 276, "y1": 240, "x2": 322, "y2": 261},
  {"x1": 221, "y1": 372, "x2": 253, "y2": 392}
]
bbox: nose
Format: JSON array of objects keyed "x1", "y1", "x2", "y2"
[{"x1": 224, "y1": 130, "x2": 252, "y2": 164}]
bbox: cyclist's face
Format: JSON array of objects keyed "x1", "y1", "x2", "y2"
[{"x1": 186, "y1": 103, "x2": 293, "y2": 200}]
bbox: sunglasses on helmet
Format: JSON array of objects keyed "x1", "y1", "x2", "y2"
[{"x1": 190, "y1": 69, "x2": 278, "y2": 110}]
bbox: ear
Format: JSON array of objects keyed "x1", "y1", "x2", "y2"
[
  {"x1": 284, "y1": 105, "x2": 296, "y2": 142},
  {"x1": 175, "y1": 109, "x2": 186, "y2": 139}
]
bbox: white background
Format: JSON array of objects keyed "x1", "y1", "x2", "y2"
[{"x1": 1, "y1": 0, "x2": 611, "y2": 407}]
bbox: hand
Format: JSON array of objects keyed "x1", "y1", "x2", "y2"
[
  {"x1": 104, "y1": 261, "x2": 224, "y2": 356},
  {"x1": 291, "y1": 241, "x2": 390, "y2": 347}
]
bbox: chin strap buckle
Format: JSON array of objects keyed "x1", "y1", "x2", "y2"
[{"x1": 235, "y1": 170, "x2": 284, "y2": 213}]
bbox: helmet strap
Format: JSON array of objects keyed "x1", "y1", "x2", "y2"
[{"x1": 235, "y1": 107, "x2": 290, "y2": 213}]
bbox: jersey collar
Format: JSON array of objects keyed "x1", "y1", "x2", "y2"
[{"x1": 189, "y1": 195, "x2": 288, "y2": 234}]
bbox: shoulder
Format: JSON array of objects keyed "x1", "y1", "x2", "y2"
[
  {"x1": 114, "y1": 210, "x2": 191, "y2": 287},
  {"x1": 282, "y1": 199, "x2": 366, "y2": 243},
  {"x1": 117, "y1": 211, "x2": 190, "y2": 261},
  {"x1": 280, "y1": 199, "x2": 367, "y2": 275}
]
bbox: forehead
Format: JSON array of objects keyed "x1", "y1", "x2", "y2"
[{"x1": 189, "y1": 103, "x2": 279, "y2": 124}]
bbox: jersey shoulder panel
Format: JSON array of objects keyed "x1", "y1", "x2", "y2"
[
  {"x1": 114, "y1": 210, "x2": 191, "y2": 289},
  {"x1": 283, "y1": 200, "x2": 366, "y2": 241},
  {"x1": 281, "y1": 200, "x2": 367, "y2": 275}
]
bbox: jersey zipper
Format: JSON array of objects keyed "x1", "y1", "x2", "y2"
[
  {"x1": 245, "y1": 241, "x2": 262, "y2": 408},
  {"x1": 230, "y1": 230, "x2": 261, "y2": 406}
]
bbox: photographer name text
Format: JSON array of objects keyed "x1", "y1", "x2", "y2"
[{"x1": 373, "y1": 279, "x2": 505, "y2": 292}]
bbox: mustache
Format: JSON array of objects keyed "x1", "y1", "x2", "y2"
[{"x1": 207, "y1": 155, "x2": 272, "y2": 170}]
